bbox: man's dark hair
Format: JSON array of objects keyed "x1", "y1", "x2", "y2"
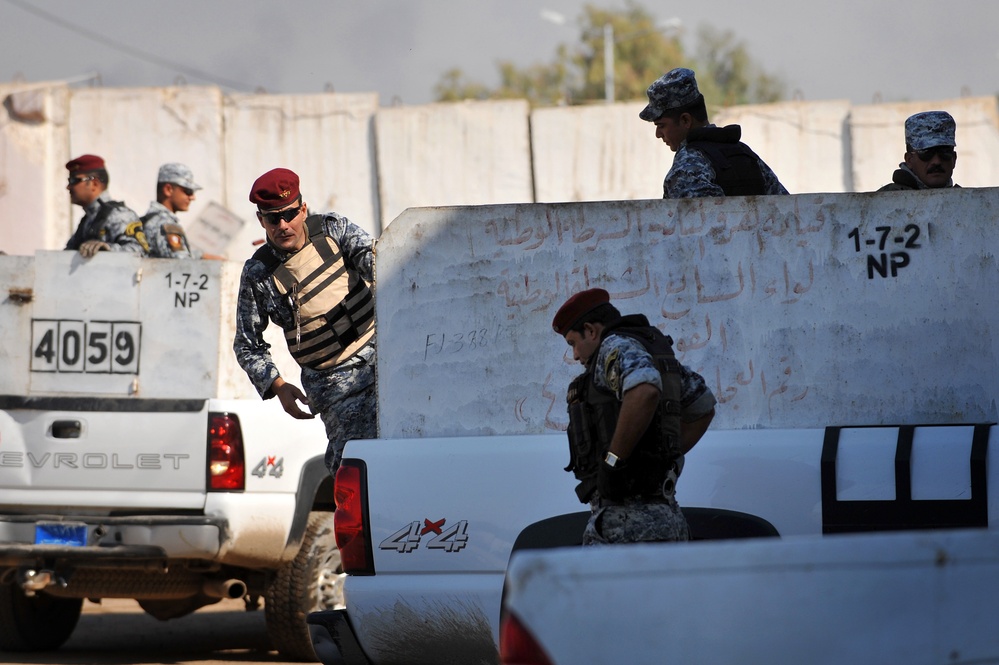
[
  {"x1": 156, "y1": 181, "x2": 172, "y2": 202},
  {"x1": 567, "y1": 302, "x2": 621, "y2": 334},
  {"x1": 659, "y1": 94, "x2": 709, "y2": 124},
  {"x1": 90, "y1": 169, "x2": 110, "y2": 187}
]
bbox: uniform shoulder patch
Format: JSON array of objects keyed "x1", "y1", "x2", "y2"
[{"x1": 603, "y1": 347, "x2": 621, "y2": 394}]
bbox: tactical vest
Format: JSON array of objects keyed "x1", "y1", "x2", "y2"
[
  {"x1": 686, "y1": 124, "x2": 766, "y2": 196},
  {"x1": 565, "y1": 317, "x2": 684, "y2": 503},
  {"x1": 71, "y1": 199, "x2": 149, "y2": 253},
  {"x1": 253, "y1": 215, "x2": 374, "y2": 370},
  {"x1": 141, "y1": 212, "x2": 192, "y2": 256}
]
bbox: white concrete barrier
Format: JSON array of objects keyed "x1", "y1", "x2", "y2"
[
  {"x1": 68, "y1": 86, "x2": 226, "y2": 254},
  {"x1": 0, "y1": 82, "x2": 70, "y2": 254},
  {"x1": 376, "y1": 188, "x2": 999, "y2": 437},
  {"x1": 374, "y1": 100, "x2": 534, "y2": 229},
  {"x1": 222, "y1": 91, "x2": 380, "y2": 262}
]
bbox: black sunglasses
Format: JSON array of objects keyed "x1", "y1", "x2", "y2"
[
  {"x1": 912, "y1": 146, "x2": 956, "y2": 162},
  {"x1": 259, "y1": 203, "x2": 303, "y2": 226},
  {"x1": 67, "y1": 175, "x2": 96, "y2": 186},
  {"x1": 180, "y1": 186, "x2": 195, "y2": 196}
]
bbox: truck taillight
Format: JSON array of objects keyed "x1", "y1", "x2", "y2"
[
  {"x1": 499, "y1": 612, "x2": 554, "y2": 665},
  {"x1": 207, "y1": 413, "x2": 245, "y2": 491},
  {"x1": 334, "y1": 460, "x2": 374, "y2": 575}
]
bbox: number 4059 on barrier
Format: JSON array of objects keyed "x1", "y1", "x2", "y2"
[{"x1": 30, "y1": 319, "x2": 141, "y2": 375}]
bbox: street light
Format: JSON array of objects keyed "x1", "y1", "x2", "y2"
[{"x1": 542, "y1": 10, "x2": 682, "y2": 103}]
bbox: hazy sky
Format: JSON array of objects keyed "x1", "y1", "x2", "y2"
[{"x1": 1, "y1": 0, "x2": 997, "y2": 106}]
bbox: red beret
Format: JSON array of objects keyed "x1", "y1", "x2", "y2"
[
  {"x1": 66, "y1": 154, "x2": 105, "y2": 173},
  {"x1": 552, "y1": 288, "x2": 610, "y2": 335},
  {"x1": 249, "y1": 168, "x2": 301, "y2": 210}
]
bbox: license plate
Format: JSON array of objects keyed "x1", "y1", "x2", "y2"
[{"x1": 35, "y1": 522, "x2": 88, "y2": 547}]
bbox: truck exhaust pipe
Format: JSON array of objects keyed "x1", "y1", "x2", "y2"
[{"x1": 202, "y1": 578, "x2": 247, "y2": 599}]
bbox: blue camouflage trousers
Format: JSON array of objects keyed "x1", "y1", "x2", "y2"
[
  {"x1": 583, "y1": 496, "x2": 690, "y2": 546},
  {"x1": 302, "y1": 342, "x2": 377, "y2": 475}
]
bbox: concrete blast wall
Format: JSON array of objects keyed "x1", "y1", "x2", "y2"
[
  {"x1": 375, "y1": 100, "x2": 534, "y2": 229},
  {"x1": 376, "y1": 189, "x2": 999, "y2": 438},
  {"x1": 1, "y1": 83, "x2": 996, "y2": 261}
]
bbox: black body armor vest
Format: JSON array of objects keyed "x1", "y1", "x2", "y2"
[{"x1": 686, "y1": 124, "x2": 766, "y2": 196}]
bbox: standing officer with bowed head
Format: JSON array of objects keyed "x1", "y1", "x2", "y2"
[
  {"x1": 552, "y1": 288, "x2": 716, "y2": 545},
  {"x1": 878, "y1": 111, "x2": 960, "y2": 191},
  {"x1": 64, "y1": 154, "x2": 148, "y2": 257},
  {"x1": 233, "y1": 168, "x2": 377, "y2": 475},
  {"x1": 640, "y1": 67, "x2": 788, "y2": 199}
]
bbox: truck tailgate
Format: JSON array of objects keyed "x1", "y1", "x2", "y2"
[{"x1": 0, "y1": 397, "x2": 209, "y2": 510}]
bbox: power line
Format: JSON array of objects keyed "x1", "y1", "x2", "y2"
[{"x1": 4, "y1": 0, "x2": 258, "y2": 91}]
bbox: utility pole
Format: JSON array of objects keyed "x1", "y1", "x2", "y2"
[{"x1": 603, "y1": 22, "x2": 614, "y2": 103}]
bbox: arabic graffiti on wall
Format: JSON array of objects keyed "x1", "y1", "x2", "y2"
[{"x1": 378, "y1": 190, "x2": 998, "y2": 437}]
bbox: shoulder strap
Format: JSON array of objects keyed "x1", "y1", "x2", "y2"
[
  {"x1": 305, "y1": 214, "x2": 326, "y2": 240},
  {"x1": 251, "y1": 244, "x2": 281, "y2": 273}
]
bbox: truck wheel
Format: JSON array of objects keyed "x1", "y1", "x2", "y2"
[
  {"x1": 0, "y1": 584, "x2": 83, "y2": 651},
  {"x1": 266, "y1": 511, "x2": 344, "y2": 661}
]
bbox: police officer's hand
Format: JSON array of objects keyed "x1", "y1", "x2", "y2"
[
  {"x1": 79, "y1": 240, "x2": 111, "y2": 258},
  {"x1": 273, "y1": 378, "x2": 315, "y2": 420},
  {"x1": 598, "y1": 460, "x2": 629, "y2": 502}
]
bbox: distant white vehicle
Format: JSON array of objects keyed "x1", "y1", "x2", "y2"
[{"x1": 500, "y1": 528, "x2": 999, "y2": 665}]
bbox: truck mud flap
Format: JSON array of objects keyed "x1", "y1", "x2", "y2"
[
  {"x1": 821, "y1": 423, "x2": 990, "y2": 534},
  {"x1": 307, "y1": 609, "x2": 371, "y2": 665}
]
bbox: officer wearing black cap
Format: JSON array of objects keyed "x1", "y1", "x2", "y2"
[
  {"x1": 552, "y1": 288, "x2": 716, "y2": 545},
  {"x1": 640, "y1": 68, "x2": 789, "y2": 199},
  {"x1": 878, "y1": 111, "x2": 959, "y2": 191},
  {"x1": 64, "y1": 154, "x2": 148, "y2": 257},
  {"x1": 233, "y1": 167, "x2": 377, "y2": 475}
]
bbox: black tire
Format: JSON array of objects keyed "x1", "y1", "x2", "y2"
[
  {"x1": 0, "y1": 584, "x2": 83, "y2": 652},
  {"x1": 266, "y1": 511, "x2": 344, "y2": 661}
]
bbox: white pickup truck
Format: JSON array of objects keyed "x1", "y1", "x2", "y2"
[
  {"x1": 308, "y1": 189, "x2": 999, "y2": 665},
  {"x1": 0, "y1": 251, "x2": 337, "y2": 660},
  {"x1": 500, "y1": 526, "x2": 999, "y2": 665}
]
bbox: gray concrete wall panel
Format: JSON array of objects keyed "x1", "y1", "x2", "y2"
[
  {"x1": 68, "y1": 86, "x2": 225, "y2": 253},
  {"x1": 0, "y1": 83, "x2": 70, "y2": 254},
  {"x1": 375, "y1": 100, "x2": 533, "y2": 229},
  {"x1": 223, "y1": 92, "x2": 380, "y2": 262},
  {"x1": 531, "y1": 102, "x2": 671, "y2": 203},
  {"x1": 716, "y1": 100, "x2": 852, "y2": 194},
  {"x1": 376, "y1": 189, "x2": 999, "y2": 438}
]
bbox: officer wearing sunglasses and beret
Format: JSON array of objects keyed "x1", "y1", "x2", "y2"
[
  {"x1": 233, "y1": 168, "x2": 376, "y2": 475},
  {"x1": 64, "y1": 154, "x2": 148, "y2": 258},
  {"x1": 878, "y1": 111, "x2": 959, "y2": 191}
]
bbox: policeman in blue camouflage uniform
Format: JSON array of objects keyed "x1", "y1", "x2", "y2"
[
  {"x1": 65, "y1": 154, "x2": 148, "y2": 257},
  {"x1": 143, "y1": 163, "x2": 202, "y2": 258},
  {"x1": 640, "y1": 68, "x2": 789, "y2": 199},
  {"x1": 878, "y1": 111, "x2": 959, "y2": 191},
  {"x1": 553, "y1": 288, "x2": 716, "y2": 545},
  {"x1": 233, "y1": 168, "x2": 376, "y2": 475}
]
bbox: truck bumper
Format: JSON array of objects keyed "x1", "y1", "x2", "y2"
[
  {"x1": 308, "y1": 609, "x2": 371, "y2": 665},
  {"x1": 0, "y1": 515, "x2": 226, "y2": 565}
]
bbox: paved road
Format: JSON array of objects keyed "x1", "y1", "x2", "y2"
[{"x1": 1, "y1": 598, "x2": 301, "y2": 665}]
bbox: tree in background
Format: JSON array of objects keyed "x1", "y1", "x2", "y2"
[{"x1": 435, "y1": 1, "x2": 785, "y2": 108}]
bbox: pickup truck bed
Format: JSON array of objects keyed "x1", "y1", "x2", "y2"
[{"x1": 310, "y1": 423, "x2": 998, "y2": 665}]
